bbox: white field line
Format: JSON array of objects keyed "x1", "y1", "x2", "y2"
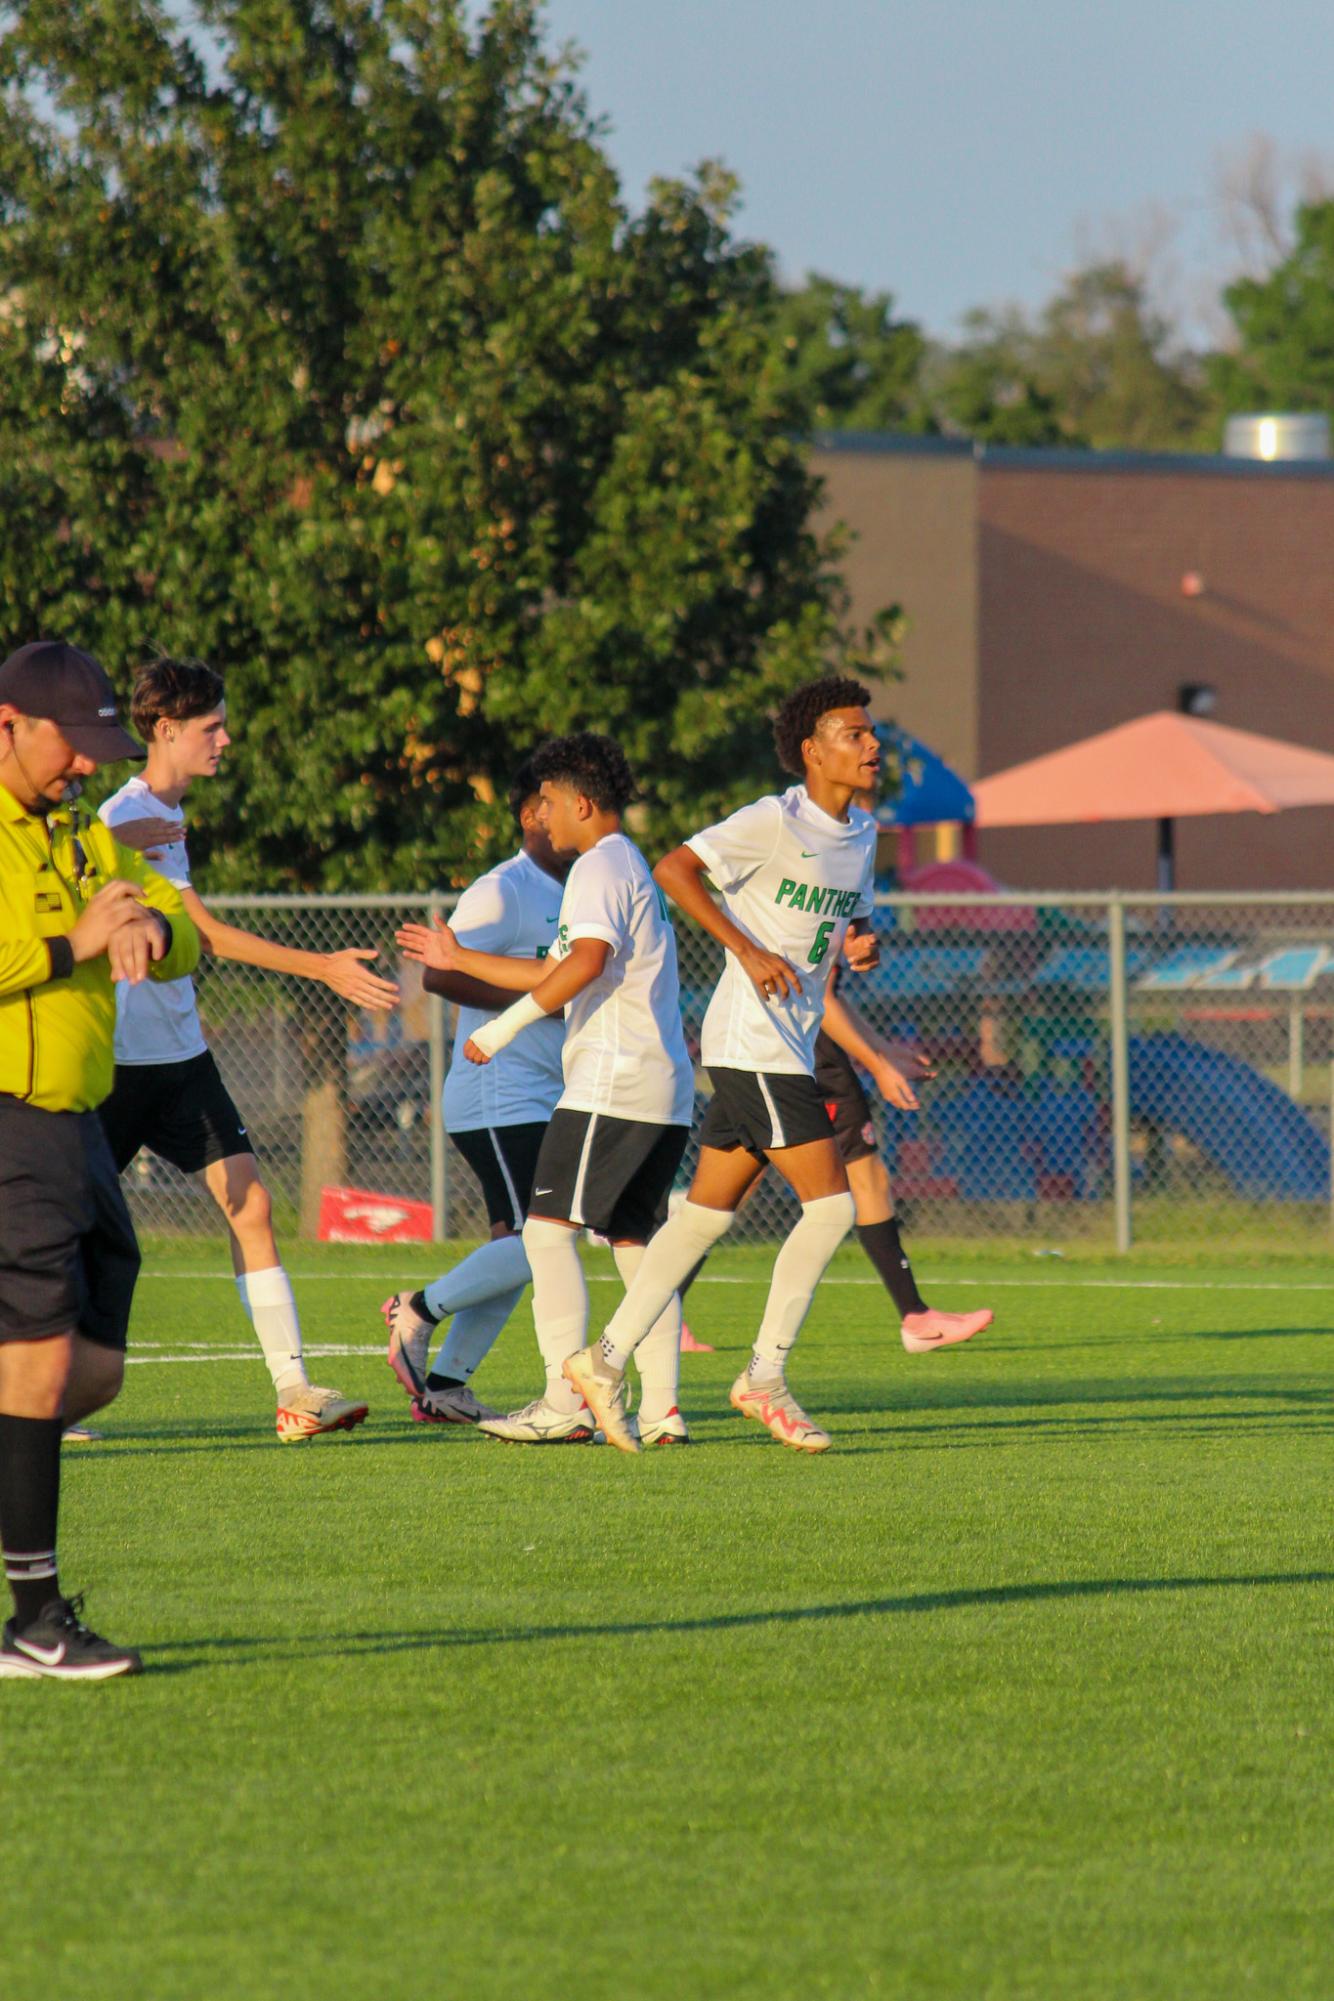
[
  {"x1": 127, "y1": 1343, "x2": 388, "y2": 1365},
  {"x1": 137, "y1": 1270, "x2": 1334, "y2": 1295}
]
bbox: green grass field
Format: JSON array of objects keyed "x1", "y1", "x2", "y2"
[{"x1": 4, "y1": 1238, "x2": 1332, "y2": 2000}]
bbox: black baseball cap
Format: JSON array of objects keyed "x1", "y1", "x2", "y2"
[{"x1": 0, "y1": 640, "x2": 144, "y2": 762}]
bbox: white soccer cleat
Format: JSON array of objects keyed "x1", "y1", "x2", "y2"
[
  {"x1": 382, "y1": 1291, "x2": 434, "y2": 1399},
  {"x1": 729, "y1": 1371, "x2": 830, "y2": 1453},
  {"x1": 411, "y1": 1383, "x2": 501, "y2": 1426},
  {"x1": 562, "y1": 1345, "x2": 638, "y2": 1455},
  {"x1": 275, "y1": 1385, "x2": 369, "y2": 1442},
  {"x1": 900, "y1": 1307, "x2": 993, "y2": 1354},
  {"x1": 635, "y1": 1407, "x2": 692, "y2": 1447},
  {"x1": 476, "y1": 1397, "x2": 597, "y2": 1445}
]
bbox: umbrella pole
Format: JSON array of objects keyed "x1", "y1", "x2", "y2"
[{"x1": 1156, "y1": 816, "x2": 1175, "y2": 895}]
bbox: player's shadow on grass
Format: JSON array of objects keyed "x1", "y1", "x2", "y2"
[
  {"x1": 1190, "y1": 1326, "x2": 1334, "y2": 1340},
  {"x1": 151, "y1": 1568, "x2": 1334, "y2": 1671},
  {"x1": 819, "y1": 1377, "x2": 1334, "y2": 1446}
]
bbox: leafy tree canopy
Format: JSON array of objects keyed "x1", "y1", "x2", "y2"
[
  {"x1": 0, "y1": 0, "x2": 897, "y2": 890},
  {"x1": 1211, "y1": 200, "x2": 1334, "y2": 419}
]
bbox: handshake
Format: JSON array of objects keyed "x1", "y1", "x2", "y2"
[{"x1": 70, "y1": 879, "x2": 173, "y2": 985}]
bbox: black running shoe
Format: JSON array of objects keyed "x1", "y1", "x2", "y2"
[{"x1": 0, "y1": 1594, "x2": 142, "y2": 1680}]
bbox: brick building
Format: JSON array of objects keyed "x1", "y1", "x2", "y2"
[{"x1": 813, "y1": 434, "x2": 1334, "y2": 889}]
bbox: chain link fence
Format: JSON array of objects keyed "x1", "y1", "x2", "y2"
[{"x1": 119, "y1": 891, "x2": 1334, "y2": 1255}]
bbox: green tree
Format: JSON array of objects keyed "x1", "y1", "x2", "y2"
[
  {"x1": 930, "y1": 308, "x2": 1072, "y2": 447},
  {"x1": 770, "y1": 274, "x2": 931, "y2": 433},
  {"x1": 1036, "y1": 262, "x2": 1211, "y2": 452},
  {"x1": 1211, "y1": 200, "x2": 1334, "y2": 418},
  {"x1": 0, "y1": 0, "x2": 895, "y2": 897}
]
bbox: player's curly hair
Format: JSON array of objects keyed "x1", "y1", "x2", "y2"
[
  {"x1": 531, "y1": 732, "x2": 635, "y2": 814},
  {"x1": 507, "y1": 751, "x2": 545, "y2": 829},
  {"x1": 773, "y1": 677, "x2": 872, "y2": 776},
  {"x1": 130, "y1": 656, "x2": 225, "y2": 743}
]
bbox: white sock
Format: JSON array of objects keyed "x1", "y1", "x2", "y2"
[
  {"x1": 611, "y1": 1243, "x2": 681, "y2": 1425},
  {"x1": 424, "y1": 1234, "x2": 530, "y2": 1321},
  {"x1": 520, "y1": 1217, "x2": 588, "y2": 1413},
  {"x1": 236, "y1": 1266, "x2": 307, "y2": 1398},
  {"x1": 749, "y1": 1192, "x2": 856, "y2": 1381},
  {"x1": 434, "y1": 1288, "x2": 525, "y2": 1382},
  {"x1": 599, "y1": 1202, "x2": 734, "y2": 1369}
]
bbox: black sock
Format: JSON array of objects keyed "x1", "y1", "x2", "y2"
[
  {"x1": 408, "y1": 1290, "x2": 441, "y2": 1324},
  {"x1": 677, "y1": 1254, "x2": 709, "y2": 1303},
  {"x1": 856, "y1": 1220, "x2": 927, "y2": 1320},
  {"x1": 424, "y1": 1371, "x2": 465, "y2": 1391},
  {"x1": 0, "y1": 1414, "x2": 63, "y2": 1627}
]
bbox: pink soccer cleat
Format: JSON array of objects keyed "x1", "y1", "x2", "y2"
[{"x1": 900, "y1": 1307, "x2": 993, "y2": 1354}]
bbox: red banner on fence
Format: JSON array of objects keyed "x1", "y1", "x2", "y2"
[{"x1": 317, "y1": 1185, "x2": 434, "y2": 1244}]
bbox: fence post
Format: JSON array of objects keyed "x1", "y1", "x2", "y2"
[
  {"x1": 427, "y1": 897, "x2": 448, "y2": 1243},
  {"x1": 1108, "y1": 894, "x2": 1133, "y2": 1253}
]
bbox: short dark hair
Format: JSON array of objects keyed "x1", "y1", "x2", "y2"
[
  {"x1": 130, "y1": 656, "x2": 225, "y2": 743},
  {"x1": 507, "y1": 752, "x2": 544, "y2": 830},
  {"x1": 772, "y1": 676, "x2": 872, "y2": 776},
  {"x1": 531, "y1": 732, "x2": 634, "y2": 814}
]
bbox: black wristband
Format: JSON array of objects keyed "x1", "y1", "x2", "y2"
[{"x1": 46, "y1": 937, "x2": 74, "y2": 981}]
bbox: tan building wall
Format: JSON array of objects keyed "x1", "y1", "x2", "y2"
[
  {"x1": 810, "y1": 444, "x2": 979, "y2": 778},
  {"x1": 814, "y1": 437, "x2": 1334, "y2": 890}
]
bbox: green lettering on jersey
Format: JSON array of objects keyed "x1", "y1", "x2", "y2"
[
  {"x1": 775, "y1": 877, "x2": 796, "y2": 906},
  {"x1": 806, "y1": 886, "x2": 826, "y2": 915},
  {"x1": 789, "y1": 883, "x2": 807, "y2": 911}
]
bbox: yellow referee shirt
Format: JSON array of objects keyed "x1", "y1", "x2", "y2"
[{"x1": 0, "y1": 784, "x2": 199, "y2": 1112}]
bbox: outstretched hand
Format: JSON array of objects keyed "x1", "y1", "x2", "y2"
[
  {"x1": 394, "y1": 913, "x2": 459, "y2": 973},
  {"x1": 110, "y1": 816, "x2": 187, "y2": 858},
  {"x1": 322, "y1": 948, "x2": 400, "y2": 1011},
  {"x1": 843, "y1": 927, "x2": 880, "y2": 971}
]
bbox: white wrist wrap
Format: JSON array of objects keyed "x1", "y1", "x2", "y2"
[{"x1": 470, "y1": 990, "x2": 546, "y2": 1058}]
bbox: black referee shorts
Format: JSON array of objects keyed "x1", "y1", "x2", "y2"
[
  {"x1": 0, "y1": 1096, "x2": 140, "y2": 1349},
  {"x1": 812, "y1": 1031, "x2": 879, "y2": 1166},
  {"x1": 99, "y1": 1050, "x2": 254, "y2": 1176}
]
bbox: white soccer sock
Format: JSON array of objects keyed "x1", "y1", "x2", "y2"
[
  {"x1": 611, "y1": 1243, "x2": 681, "y2": 1426},
  {"x1": 434, "y1": 1287, "x2": 525, "y2": 1383},
  {"x1": 236, "y1": 1266, "x2": 307, "y2": 1398},
  {"x1": 424, "y1": 1233, "x2": 530, "y2": 1321},
  {"x1": 749, "y1": 1192, "x2": 856, "y2": 1381},
  {"x1": 599, "y1": 1202, "x2": 734, "y2": 1369},
  {"x1": 520, "y1": 1216, "x2": 588, "y2": 1413}
]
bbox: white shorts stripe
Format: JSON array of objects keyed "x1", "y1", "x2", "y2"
[
  {"x1": 487, "y1": 1128, "x2": 523, "y2": 1230},
  {"x1": 568, "y1": 1114, "x2": 600, "y2": 1228},
  {"x1": 755, "y1": 1073, "x2": 787, "y2": 1149}
]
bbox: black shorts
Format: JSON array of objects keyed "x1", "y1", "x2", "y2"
[
  {"x1": 528, "y1": 1110, "x2": 688, "y2": 1241},
  {"x1": 698, "y1": 1066, "x2": 837, "y2": 1159},
  {"x1": 450, "y1": 1122, "x2": 547, "y2": 1232},
  {"x1": 99, "y1": 1050, "x2": 254, "y2": 1176},
  {"x1": 0, "y1": 1097, "x2": 140, "y2": 1349},
  {"x1": 812, "y1": 1032, "x2": 878, "y2": 1166}
]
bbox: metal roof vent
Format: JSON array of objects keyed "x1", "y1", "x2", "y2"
[{"x1": 1223, "y1": 412, "x2": 1330, "y2": 461}]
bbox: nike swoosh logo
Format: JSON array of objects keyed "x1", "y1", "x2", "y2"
[
  {"x1": 534, "y1": 1187, "x2": 554, "y2": 1196},
  {"x1": 16, "y1": 1637, "x2": 66, "y2": 1666},
  {"x1": 237, "y1": 1127, "x2": 247, "y2": 1135},
  {"x1": 800, "y1": 850, "x2": 817, "y2": 857}
]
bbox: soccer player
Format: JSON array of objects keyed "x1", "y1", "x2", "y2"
[
  {"x1": 418, "y1": 733, "x2": 695, "y2": 1445},
  {"x1": 97, "y1": 656, "x2": 397, "y2": 1442},
  {"x1": 0, "y1": 640, "x2": 200, "y2": 1679},
  {"x1": 564, "y1": 677, "x2": 884, "y2": 1456},
  {"x1": 676, "y1": 985, "x2": 993, "y2": 1351},
  {"x1": 383, "y1": 755, "x2": 571, "y2": 1424}
]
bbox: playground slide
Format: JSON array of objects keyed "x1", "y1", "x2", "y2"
[{"x1": 1128, "y1": 1034, "x2": 1329, "y2": 1200}]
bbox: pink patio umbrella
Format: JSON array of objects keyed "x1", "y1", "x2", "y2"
[{"x1": 971, "y1": 711, "x2": 1334, "y2": 889}]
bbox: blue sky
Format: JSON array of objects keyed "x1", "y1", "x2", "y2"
[{"x1": 536, "y1": 0, "x2": 1334, "y2": 337}]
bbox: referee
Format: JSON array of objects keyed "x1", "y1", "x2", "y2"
[{"x1": 0, "y1": 641, "x2": 199, "y2": 1681}]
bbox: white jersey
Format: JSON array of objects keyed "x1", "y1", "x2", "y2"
[
  {"x1": 687, "y1": 783, "x2": 876, "y2": 1076},
  {"x1": 550, "y1": 832, "x2": 694, "y2": 1126},
  {"x1": 444, "y1": 849, "x2": 566, "y2": 1131},
  {"x1": 98, "y1": 776, "x2": 207, "y2": 1066}
]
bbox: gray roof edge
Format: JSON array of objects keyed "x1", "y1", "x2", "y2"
[{"x1": 810, "y1": 430, "x2": 1334, "y2": 480}]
